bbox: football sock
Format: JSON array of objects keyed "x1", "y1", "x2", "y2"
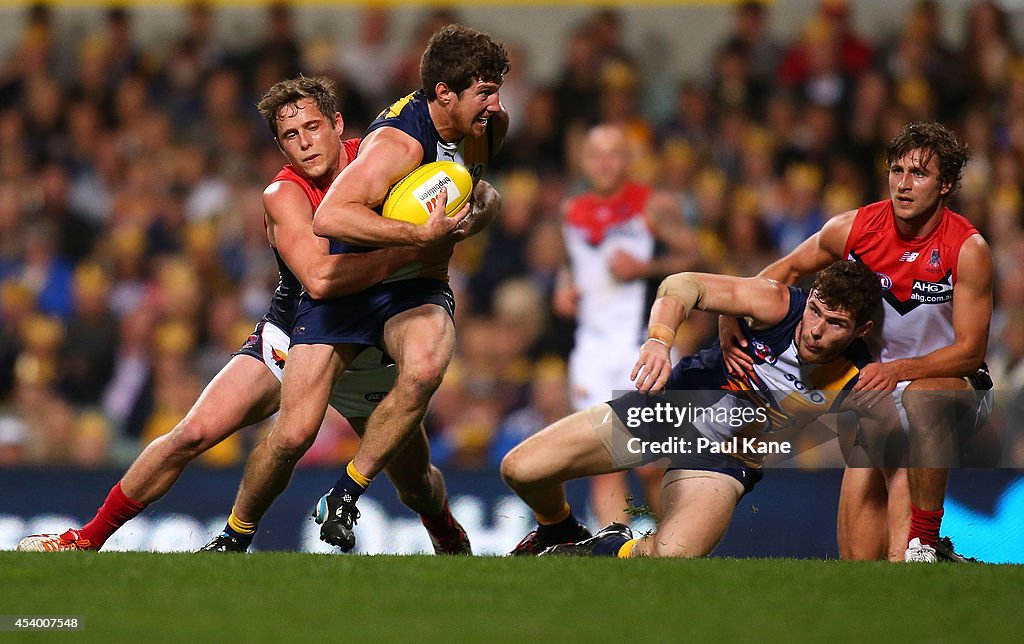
[
  {"x1": 78, "y1": 481, "x2": 146, "y2": 548},
  {"x1": 535, "y1": 501, "x2": 571, "y2": 525},
  {"x1": 222, "y1": 511, "x2": 257, "y2": 547},
  {"x1": 329, "y1": 461, "x2": 373, "y2": 503},
  {"x1": 420, "y1": 498, "x2": 458, "y2": 537},
  {"x1": 617, "y1": 538, "x2": 639, "y2": 558},
  {"x1": 908, "y1": 503, "x2": 944, "y2": 547},
  {"x1": 589, "y1": 532, "x2": 631, "y2": 557},
  {"x1": 535, "y1": 502, "x2": 584, "y2": 546}
]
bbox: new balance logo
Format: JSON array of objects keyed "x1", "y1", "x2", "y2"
[{"x1": 899, "y1": 252, "x2": 920, "y2": 262}]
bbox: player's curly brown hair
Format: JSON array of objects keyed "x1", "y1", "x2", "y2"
[
  {"x1": 810, "y1": 260, "x2": 882, "y2": 327},
  {"x1": 420, "y1": 24, "x2": 510, "y2": 100},
  {"x1": 257, "y1": 75, "x2": 337, "y2": 139},
  {"x1": 885, "y1": 121, "x2": 970, "y2": 197}
]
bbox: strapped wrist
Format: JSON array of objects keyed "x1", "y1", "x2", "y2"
[
  {"x1": 645, "y1": 337, "x2": 671, "y2": 350},
  {"x1": 648, "y1": 322, "x2": 676, "y2": 347}
]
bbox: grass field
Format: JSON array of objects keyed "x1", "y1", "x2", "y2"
[{"x1": 3, "y1": 552, "x2": 1023, "y2": 642}]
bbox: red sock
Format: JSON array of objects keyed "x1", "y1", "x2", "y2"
[
  {"x1": 78, "y1": 482, "x2": 146, "y2": 548},
  {"x1": 908, "y1": 502, "x2": 944, "y2": 547},
  {"x1": 420, "y1": 499, "x2": 457, "y2": 536}
]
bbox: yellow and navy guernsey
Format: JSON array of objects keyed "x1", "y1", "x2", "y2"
[
  {"x1": 331, "y1": 89, "x2": 502, "y2": 283},
  {"x1": 608, "y1": 287, "x2": 870, "y2": 478},
  {"x1": 289, "y1": 90, "x2": 501, "y2": 348}
]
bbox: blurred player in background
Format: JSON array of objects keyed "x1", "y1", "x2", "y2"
[
  {"x1": 503, "y1": 261, "x2": 891, "y2": 557},
  {"x1": 218, "y1": 25, "x2": 508, "y2": 553},
  {"x1": 553, "y1": 123, "x2": 699, "y2": 529},
  {"x1": 19, "y1": 76, "x2": 467, "y2": 554},
  {"x1": 720, "y1": 121, "x2": 992, "y2": 563}
]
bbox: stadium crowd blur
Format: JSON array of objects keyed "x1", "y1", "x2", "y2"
[{"x1": 0, "y1": 0, "x2": 1022, "y2": 471}]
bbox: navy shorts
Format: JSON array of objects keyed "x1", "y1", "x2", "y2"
[
  {"x1": 666, "y1": 465, "x2": 763, "y2": 496},
  {"x1": 290, "y1": 278, "x2": 455, "y2": 347}
]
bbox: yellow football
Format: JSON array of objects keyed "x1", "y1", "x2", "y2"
[{"x1": 382, "y1": 161, "x2": 474, "y2": 225}]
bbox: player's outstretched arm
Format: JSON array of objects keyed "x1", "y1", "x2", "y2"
[
  {"x1": 311, "y1": 128, "x2": 468, "y2": 248},
  {"x1": 264, "y1": 180, "x2": 430, "y2": 299},
  {"x1": 632, "y1": 273, "x2": 791, "y2": 393}
]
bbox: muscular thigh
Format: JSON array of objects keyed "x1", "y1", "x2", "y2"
[
  {"x1": 277, "y1": 343, "x2": 348, "y2": 426},
  {"x1": 182, "y1": 354, "x2": 282, "y2": 443},
  {"x1": 900, "y1": 377, "x2": 976, "y2": 424},
  {"x1": 651, "y1": 470, "x2": 743, "y2": 558},
  {"x1": 382, "y1": 303, "x2": 456, "y2": 372},
  {"x1": 506, "y1": 404, "x2": 620, "y2": 484},
  {"x1": 186, "y1": 319, "x2": 290, "y2": 440}
]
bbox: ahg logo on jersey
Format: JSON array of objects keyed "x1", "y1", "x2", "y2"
[{"x1": 911, "y1": 278, "x2": 953, "y2": 303}]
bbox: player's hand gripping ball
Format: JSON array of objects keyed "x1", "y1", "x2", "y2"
[{"x1": 382, "y1": 161, "x2": 473, "y2": 225}]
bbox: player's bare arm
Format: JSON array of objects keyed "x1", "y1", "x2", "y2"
[
  {"x1": 853, "y1": 234, "x2": 992, "y2": 396},
  {"x1": 311, "y1": 127, "x2": 469, "y2": 247},
  {"x1": 720, "y1": 211, "x2": 856, "y2": 374},
  {"x1": 264, "y1": 180, "x2": 429, "y2": 299},
  {"x1": 634, "y1": 273, "x2": 791, "y2": 393}
]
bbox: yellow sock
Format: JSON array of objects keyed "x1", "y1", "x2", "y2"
[
  {"x1": 535, "y1": 501, "x2": 571, "y2": 525},
  {"x1": 227, "y1": 511, "x2": 257, "y2": 535},
  {"x1": 347, "y1": 461, "x2": 372, "y2": 489},
  {"x1": 617, "y1": 538, "x2": 638, "y2": 558}
]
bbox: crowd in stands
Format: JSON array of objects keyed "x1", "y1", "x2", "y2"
[{"x1": 0, "y1": 0, "x2": 1021, "y2": 470}]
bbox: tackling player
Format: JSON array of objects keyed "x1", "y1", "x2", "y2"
[
  {"x1": 720, "y1": 121, "x2": 992, "y2": 563},
  {"x1": 18, "y1": 76, "x2": 469, "y2": 554},
  {"x1": 218, "y1": 25, "x2": 509, "y2": 552},
  {"x1": 502, "y1": 261, "x2": 892, "y2": 557}
]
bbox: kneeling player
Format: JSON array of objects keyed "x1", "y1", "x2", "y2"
[{"x1": 502, "y1": 260, "x2": 895, "y2": 557}]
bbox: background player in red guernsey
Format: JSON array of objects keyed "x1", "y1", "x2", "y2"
[
  {"x1": 553, "y1": 123, "x2": 699, "y2": 531},
  {"x1": 19, "y1": 76, "x2": 469, "y2": 554},
  {"x1": 721, "y1": 121, "x2": 993, "y2": 563}
]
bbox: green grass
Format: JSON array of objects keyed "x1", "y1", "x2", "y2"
[{"x1": 2, "y1": 553, "x2": 1023, "y2": 642}]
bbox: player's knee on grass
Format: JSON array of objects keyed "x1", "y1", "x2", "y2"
[{"x1": 650, "y1": 537, "x2": 703, "y2": 559}]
